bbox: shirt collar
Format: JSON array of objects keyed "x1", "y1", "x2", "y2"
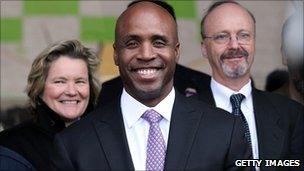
[
  {"x1": 121, "y1": 87, "x2": 175, "y2": 129},
  {"x1": 211, "y1": 78, "x2": 252, "y2": 111}
]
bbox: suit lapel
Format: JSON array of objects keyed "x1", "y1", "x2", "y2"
[
  {"x1": 252, "y1": 89, "x2": 284, "y2": 159},
  {"x1": 92, "y1": 100, "x2": 134, "y2": 170},
  {"x1": 164, "y1": 92, "x2": 204, "y2": 170}
]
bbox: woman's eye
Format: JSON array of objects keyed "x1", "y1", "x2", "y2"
[
  {"x1": 54, "y1": 80, "x2": 65, "y2": 84},
  {"x1": 76, "y1": 80, "x2": 86, "y2": 84}
]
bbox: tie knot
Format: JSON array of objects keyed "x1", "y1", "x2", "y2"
[
  {"x1": 230, "y1": 93, "x2": 245, "y2": 109},
  {"x1": 142, "y1": 109, "x2": 162, "y2": 124}
]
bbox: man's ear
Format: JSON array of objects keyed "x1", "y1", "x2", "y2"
[
  {"x1": 113, "y1": 43, "x2": 119, "y2": 66},
  {"x1": 201, "y1": 41, "x2": 208, "y2": 58},
  {"x1": 175, "y1": 42, "x2": 180, "y2": 62}
]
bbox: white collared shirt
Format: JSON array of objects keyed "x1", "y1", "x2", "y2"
[
  {"x1": 121, "y1": 88, "x2": 175, "y2": 170},
  {"x1": 211, "y1": 78, "x2": 259, "y2": 160}
]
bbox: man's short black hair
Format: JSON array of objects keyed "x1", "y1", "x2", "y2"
[
  {"x1": 128, "y1": 0, "x2": 176, "y2": 21},
  {"x1": 200, "y1": 0, "x2": 256, "y2": 39}
]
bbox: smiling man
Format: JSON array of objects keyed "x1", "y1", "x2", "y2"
[
  {"x1": 113, "y1": 0, "x2": 179, "y2": 107},
  {"x1": 51, "y1": 1, "x2": 251, "y2": 170},
  {"x1": 201, "y1": 1, "x2": 255, "y2": 90},
  {"x1": 198, "y1": 1, "x2": 304, "y2": 170}
]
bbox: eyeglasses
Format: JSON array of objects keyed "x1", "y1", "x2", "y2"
[{"x1": 203, "y1": 32, "x2": 254, "y2": 45}]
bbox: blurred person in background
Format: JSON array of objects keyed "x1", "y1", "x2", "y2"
[
  {"x1": 0, "y1": 106, "x2": 32, "y2": 130},
  {"x1": 275, "y1": 13, "x2": 304, "y2": 105},
  {"x1": 265, "y1": 69, "x2": 289, "y2": 92},
  {"x1": 0, "y1": 40, "x2": 100, "y2": 170}
]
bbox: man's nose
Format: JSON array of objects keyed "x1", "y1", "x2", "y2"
[
  {"x1": 228, "y1": 36, "x2": 240, "y2": 49},
  {"x1": 138, "y1": 43, "x2": 156, "y2": 60}
]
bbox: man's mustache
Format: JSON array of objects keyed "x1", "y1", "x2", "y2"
[{"x1": 220, "y1": 49, "x2": 249, "y2": 60}]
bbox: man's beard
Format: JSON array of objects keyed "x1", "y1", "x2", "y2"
[{"x1": 220, "y1": 49, "x2": 250, "y2": 78}]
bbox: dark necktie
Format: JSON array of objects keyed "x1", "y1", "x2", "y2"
[
  {"x1": 142, "y1": 109, "x2": 166, "y2": 171},
  {"x1": 230, "y1": 94, "x2": 252, "y2": 150}
]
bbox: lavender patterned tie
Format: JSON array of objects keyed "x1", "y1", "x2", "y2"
[{"x1": 142, "y1": 109, "x2": 166, "y2": 171}]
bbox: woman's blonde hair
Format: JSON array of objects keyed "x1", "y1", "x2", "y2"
[{"x1": 26, "y1": 40, "x2": 100, "y2": 112}]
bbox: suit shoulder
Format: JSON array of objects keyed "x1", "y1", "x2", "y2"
[
  {"x1": 183, "y1": 95, "x2": 235, "y2": 122},
  {"x1": 0, "y1": 146, "x2": 35, "y2": 170},
  {"x1": 175, "y1": 65, "x2": 211, "y2": 80},
  {"x1": 182, "y1": 96, "x2": 241, "y2": 144},
  {"x1": 101, "y1": 77, "x2": 121, "y2": 88},
  {"x1": 254, "y1": 89, "x2": 303, "y2": 110},
  {"x1": 253, "y1": 89, "x2": 303, "y2": 122},
  {"x1": 98, "y1": 77, "x2": 122, "y2": 106},
  {"x1": 57, "y1": 105, "x2": 106, "y2": 140}
]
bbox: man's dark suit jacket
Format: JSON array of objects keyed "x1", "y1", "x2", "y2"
[
  {"x1": 51, "y1": 92, "x2": 251, "y2": 171},
  {"x1": 97, "y1": 64, "x2": 211, "y2": 106},
  {"x1": 196, "y1": 83, "x2": 304, "y2": 171},
  {"x1": 0, "y1": 146, "x2": 36, "y2": 171}
]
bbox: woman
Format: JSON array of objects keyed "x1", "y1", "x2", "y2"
[{"x1": 0, "y1": 40, "x2": 100, "y2": 170}]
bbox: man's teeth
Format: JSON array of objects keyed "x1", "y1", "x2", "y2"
[
  {"x1": 137, "y1": 68, "x2": 157, "y2": 75},
  {"x1": 61, "y1": 100, "x2": 78, "y2": 104}
]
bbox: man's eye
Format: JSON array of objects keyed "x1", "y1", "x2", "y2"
[
  {"x1": 125, "y1": 41, "x2": 139, "y2": 49},
  {"x1": 153, "y1": 40, "x2": 166, "y2": 47},
  {"x1": 239, "y1": 33, "x2": 250, "y2": 39},
  {"x1": 214, "y1": 34, "x2": 229, "y2": 40}
]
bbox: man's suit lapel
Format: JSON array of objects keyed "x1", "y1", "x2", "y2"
[
  {"x1": 165, "y1": 92, "x2": 204, "y2": 170},
  {"x1": 92, "y1": 100, "x2": 134, "y2": 170},
  {"x1": 252, "y1": 89, "x2": 284, "y2": 159}
]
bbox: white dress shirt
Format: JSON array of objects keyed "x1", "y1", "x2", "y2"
[
  {"x1": 120, "y1": 88, "x2": 175, "y2": 170},
  {"x1": 211, "y1": 78, "x2": 259, "y2": 161}
]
